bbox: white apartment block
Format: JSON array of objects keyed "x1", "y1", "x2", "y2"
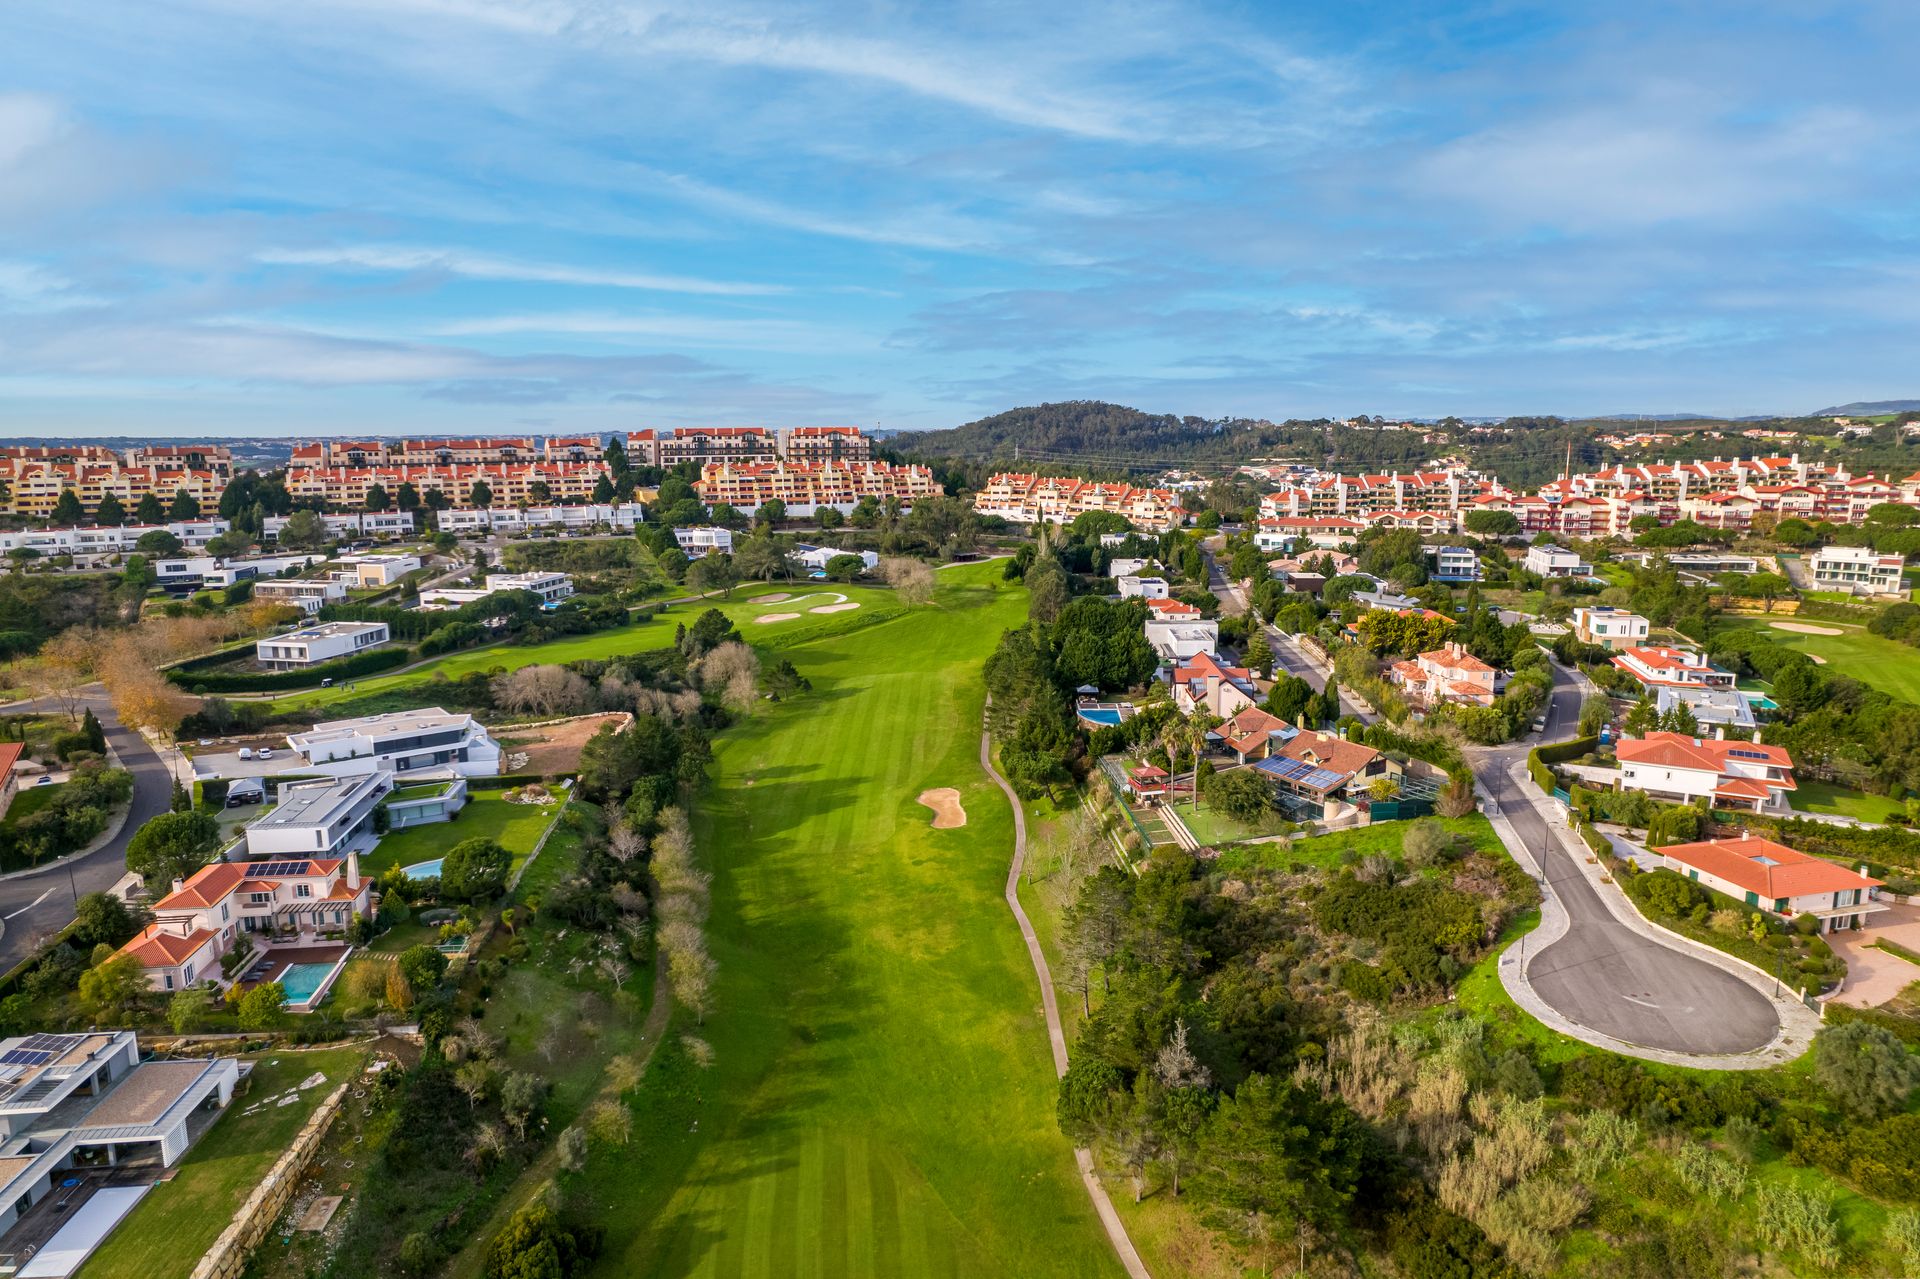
[
  {"x1": 254, "y1": 621, "x2": 390, "y2": 670},
  {"x1": 262, "y1": 510, "x2": 419, "y2": 541},
  {"x1": 0, "y1": 520, "x2": 230, "y2": 562},
  {"x1": 432, "y1": 503, "x2": 645, "y2": 534},
  {"x1": 1808, "y1": 545, "x2": 1905, "y2": 596}
]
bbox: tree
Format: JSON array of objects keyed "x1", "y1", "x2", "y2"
[
  {"x1": 1463, "y1": 509, "x2": 1522, "y2": 537},
  {"x1": 879, "y1": 556, "x2": 935, "y2": 607},
  {"x1": 51, "y1": 489, "x2": 84, "y2": 525},
  {"x1": 77, "y1": 952, "x2": 147, "y2": 1019},
  {"x1": 125, "y1": 810, "x2": 221, "y2": 890},
  {"x1": 732, "y1": 534, "x2": 794, "y2": 582},
  {"x1": 398, "y1": 944, "x2": 449, "y2": 997},
  {"x1": 135, "y1": 492, "x2": 166, "y2": 524},
  {"x1": 168, "y1": 988, "x2": 207, "y2": 1034},
  {"x1": 1026, "y1": 561, "x2": 1071, "y2": 623},
  {"x1": 135, "y1": 529, "x2": 184, "y2": 556},
  {"x1": 237, "y1": 981, "x2": 286, "y2": 1029},
  {"x1": 1814, "y1": 1021, "x2": 1920, "y2": 1118},
  {"x1": 817, "y1": 506, "x2": 844, "y2": 530},
  {"x1": 1578, "y1": 696, "x2": 1610, "y2": 738},
  {"x1": 500, "y1": 1070, "x2": 546, "y2": 1139},
  {"x1": 441, "y1": 837, "x2": 511, "y2": 901},
  {"x1": 485, "y1": 1200, "x2": 592, "y2": 1279},
  {"x1": 1206, "y1": 768, "x2": 1274, "y2": 824},
  {"x1": 397, "y1": 481, "x2": 421, "y2": 511},
  {"x1": 280, "y1": 509, "x2": 330, "y2": 549},
  {"x1": 94, "y1": 492, "x2": 126, "y2": 526},
  {"x1": 469, "y1": 480, "x2": 494, "y2": 508},
  {"x1": 755, "y1": 499, "x2": 787, "y2": 527},
  {"x1": 168, "y1": 489, "x2": 201, "y2": 520},
  {"x1": 686, "y1": 554, "x2": 737, "y2": 597},
  {"x1": 823, "y1": 553, "x2": 867, "y2": 583},
  {"x1": 80, "y1": 707, "x2": 107, "y2": 754},
  {"x1": 365, "y1": 483, "x2": 391, "y2": 512},
  {"x1": 72, "y1": 891, "x2": 133, "y2": 948},
  {"x1": 1244, "y1": 631, "x2": 1273, "y2": 678}
]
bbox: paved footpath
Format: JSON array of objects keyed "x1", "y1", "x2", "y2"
[{"x1": 980, "y1": 723, "x2": 1152, "y2": 1279}]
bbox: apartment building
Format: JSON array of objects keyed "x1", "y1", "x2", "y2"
[
  {"x1": 262, "y1": 510, "x2": 418, "y2": 541},
  {"x1": 0, "y1": 460, "x2": 227, "y2": 520},
  {"x1": 289, "y1": 437, "x2": 544, "y2": 467},
  {"x1": 283, "y1": 461, "x2": 607, "y2": 510},
  {"x1": 432, "y1": 503, "x2": 644, "y2": 534},
  {"x1": 781, "y1": 426, "x2": 875, "y2": 463},
  {"x1": 1808, "y1": 545, "x2": 1906, "y2": 596},
  {"x1": 124, "y1": 443, "x2": 235, "y2": 478},
  {"x1": 0, "y1": 519, "x2": 230, "y2": 561},
  {"x1": 973, "y1": 473, "x2": 1184, "y2": 532},
  {"x1": 254, "y1": 621, "x2": 390, "y2": 670},
  {"x1": 693, "y1": 459, "x2": 941, "y2": 516},
  {"x1": 1254, "y1": 516, "x2": 1367, "y2": 551}
]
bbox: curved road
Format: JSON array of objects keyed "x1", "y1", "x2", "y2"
[
  {"x1": 1475, "y1": 666, "x2": 1779, "y2": 1055},
  {"x1": 0, "y1": 690, "x2": 174, "y2": 969}
]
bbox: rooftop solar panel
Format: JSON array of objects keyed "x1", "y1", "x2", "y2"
[{"x1": 0, "y1": 1050, "x2": 51, "y2": 1066}]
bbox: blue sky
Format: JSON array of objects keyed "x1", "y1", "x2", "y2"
[{"x1": 1, "y1": 0, "x2": 1916, "y2": 437}]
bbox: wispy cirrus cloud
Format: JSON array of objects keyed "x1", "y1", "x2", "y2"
[{"x1": 255, "y1": 244, "x2": 787, "y2": 295}]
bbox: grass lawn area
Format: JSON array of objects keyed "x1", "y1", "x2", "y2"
[
  {"x1": 363, "y1": 792, "x2": 561, "y2": 876},
  {"x1": 1214, "y1": 813, "x2": 1502, "y2": 874},
  {"x1": 573, "y1": 560, "x2": 1119, "y2": 1278},
  {"x1": 1172, "y1": 798, "x2": 1289, "y2": 848},
  {"x1": 0, "y1": 781, "x2": 64, "y2": 827},
  {"x1": 79, "y1": 1045, "x2": 368, "y2": 1279},
  {"x1": 1791, "y1": 779, "x2": 1908, "y2": 823},
  {"x1": 1715, "y1": 617, "x2": 1920, "y2": 704},
  {"x1": 265, "y1": 584, "x2": 905, "y2": 715}
]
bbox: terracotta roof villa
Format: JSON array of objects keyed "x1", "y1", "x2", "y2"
[{"x1": 1658, "y1": 835, "x2": 1885, "y2": 933}]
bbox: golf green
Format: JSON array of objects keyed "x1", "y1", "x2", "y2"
[
  {"x1": 579, "y1": 560, "x2": 1120, "y2": 1277},
  {"x1": 1717, "y1": 617, "x2": 1920, "y2": 705}
]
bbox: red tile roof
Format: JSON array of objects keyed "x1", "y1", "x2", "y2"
[
  {"x1": 1615, "y1": 731, "x2": 1794, "y2": 778},
  {"x1": 1274, "y1": 730, "x2": 1379, "y2": 779},
  {"x1": 0, "y1": 743, "x2": 24, "y2": 779},
  {"x1": 122, "y1": 925, "x2": 219, "y2": 968},
  {"x1": 1660, "y1": 836, "x2": 1880, "y2": 899}
]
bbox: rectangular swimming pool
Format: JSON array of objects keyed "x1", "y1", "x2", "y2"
[
  {"x1": 1077, "y1": 708, "x2": 1124, "y2": 726},
  {"x1": 275, "y1": 961, "x2": 338, "y2": 1007}
]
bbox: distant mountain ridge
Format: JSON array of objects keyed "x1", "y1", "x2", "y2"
[
  {"x1": 889, "y1": 400, "x2": 1315, "y2": 472},
  {"x1": 1813, "y1": 400, "x2": 1920, "y2": 416}
]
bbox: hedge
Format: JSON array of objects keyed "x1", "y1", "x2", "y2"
[
  {"x1": 0, "y1": 917, "x2": 80, "y2": 1003},
  {"x1": 166, "y1": 640, "x2": 262, "y2": 675},
  {"x1": 468, "y1": 772, "x2": 577, "y2": 791},
  {"x1": 1358, "y1": 723, "x2": 1472, "y2": 788},
  {"x1": 174, "y1": 644, "x2": 413, "y2": 693},
  {"x1": 1527, "y1": 735, "x2": 1598, "y2": 791}
]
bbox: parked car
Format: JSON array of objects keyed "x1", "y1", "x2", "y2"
[
  {"x1": 33, "y1": 776, "x2": 53, "y2": 787},
  {"x1": 239, "y1": 748, "x2": 254, "y2": 760},
  {"x1": 258, "y1": 747, "x2": 274, "y2": 759}
]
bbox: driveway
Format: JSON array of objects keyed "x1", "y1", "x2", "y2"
[
  {"x1": 0, "y1": 690, "x2": 175, "y2": 969},
  {"x1": 1476, "y1": 664, "x2": 1782, "y2": 1056},
  {"x1": 1827, "y1": 902, "x2": 1920, "y2": 1008}
]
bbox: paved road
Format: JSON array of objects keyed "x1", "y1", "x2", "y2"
[
  {"x1": 1474, "y1": 665, "x2": 1780, "y2": 1055},
  {"x1": 0, "y1": 691, "x2": 174, "y2": 968},
  {"x1": 1204, "y1": 548, "x2": 1379, "y2": 721}
]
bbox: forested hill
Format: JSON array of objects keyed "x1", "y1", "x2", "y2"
[{"x1": 888, "y1": 401, "x2": 1325, "y2": 477}]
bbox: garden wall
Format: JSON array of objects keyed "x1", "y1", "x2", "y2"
[{"x1": 188, "y1": 1075, "x2": 353, "y2": 1279}]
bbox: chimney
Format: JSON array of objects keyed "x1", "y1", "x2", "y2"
[
  {"x1": 347, "y1": 850, "x2": 361, "y2": 890},
  {"x1": 1753, "y1": 729, "x2": 1762, "y2": 745},
  {"x1": 1715, "y1": 726, "x2": 1725, "y2": 740},
  {"x1": 170, "y1": 878, "x2": 185, "y2": 895}
]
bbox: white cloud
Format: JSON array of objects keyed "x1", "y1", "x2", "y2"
[
  {"x1": 255, "y1": 244, "x2": 787, "y2": 295},
  {"x1": 429, "y1": 309, "x2": 862, "y2": 351}
]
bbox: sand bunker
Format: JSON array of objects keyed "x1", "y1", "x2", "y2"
[
  {"x1": 754, "y1": 612, "x2": 801, "y2": 624},
  {"x1": 918, "y1": 787, "x2": 967, "y2": 829},
  {"x1": 1771, "y1": 622, "x2": 1845, "y2": 636},
  {"x1": 749, "y1": 593, "x2": 792, "y2": 604},
  {"x1": 810, "y1": 602, "x2": 861, "y2": 614},
  {"x1": 1809, "y1": 654, "x2": 1828, "y2": 664}
]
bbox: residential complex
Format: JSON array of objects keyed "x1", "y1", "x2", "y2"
[
  {"x1": 973, "y1": 473, "x2": 1184, "y2": 532},
  {"x1": 1658, "y1": 835, "x2": 1884, "y2": 934},
  {"x1": 692, "y1": 459, "x2": 942, "y2": 516},
  {"x1": 625, "y1": 425, "x2": 875, "y2": 467},
  {"x1": 283, "y1": 460, "x2": 608, "y2": 510},
  {"x1": 1615, "y1": 731, "x2": 1796, "y2": 812}
]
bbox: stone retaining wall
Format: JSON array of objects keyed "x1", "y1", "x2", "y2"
[{"x1": 189, "y1": 1076, "x2": 353, "y2": 1279}]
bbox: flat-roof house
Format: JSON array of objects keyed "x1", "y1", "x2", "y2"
[
  {"x1": 674, "y1": 526, "x2": 733, "y2": 557},
  {"x1": 1118, "y1": 575, "x2": 1170, "y2": 600},
  {"x1": 1659, "y1": 835, "x2": 1884, "y2": 933},
  {"x1": 1145, "y1": 619, "x2": 1220, "y2": 663},
  {"x1": 1616, "y1": 731, "x2": 1796, "y2": 812},
  {"x1": 252, "y1": 577, "x2": 349, "y2": 615},
  {"x1": 1809, "y1": 546, "x2": 1905, "y2": 596},
  {"x1": 0, "y1": 1031, "x2": 239, "y2": 1236},
  {"x1": 1523, "y1": 544, "x2": 1590, "y2": 578},
  {"x1": 1427, "y1": 546, "x2": 1479, "y2": 583},
  {"x1": 285, "y1": 708, "x2": 502, "y2": 780},
  {"x1": 254, "y1": 621, "x2": 390, "y2": 670},
  {"x1": 1655, "y1": 684, "x2": 1757, "y2": 731},
  {"x1": 1108, "y1": 557, "x2": 1156, "y2": 578},
  {"x1": 330, "y1": 552, "x2": 421, "y2": 587},
  {"x1": 245, "y1": 773, "x2": 390, "y2": 858},
  {"x1": 422, "y1": 570, "x2": 575, "y2": 610},
  {"x1": 1572, "y1": 606, "x2": 1650, "y2": 652},
  {"x1": 1612, "y1": 645, "x2": 1737, "y2": 691},
  {"x1": 1390, "y1": 642, "x2": 1498, "y2": 708}
]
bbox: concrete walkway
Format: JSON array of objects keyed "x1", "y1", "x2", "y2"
[
  {"x1": 1480, "y1": 755, "x2": 1820, "y2": 1070},
  {"x1": 980, "y1": 721, "x2": 1151, "y2": 1279}
]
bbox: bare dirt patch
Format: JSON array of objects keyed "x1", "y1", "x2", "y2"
[
  {"x1": 1771, "y1": 621, "x2": 1846, "y2": 636},
  {"x1": 754, "y1": 612, "x2": 801, "y2": 624},
  {"x1": 500, "y1": 712, "x2": 632, "y2": 775},
  {"x1": 917, "y1": 787, "x2": 966, "y2": 829},
  {"x1": 749, "y1": 593, "x2": 792, "y2": 604},
  {"x1": 810, "y1": 602, "x2": 861, "y2": 614}
]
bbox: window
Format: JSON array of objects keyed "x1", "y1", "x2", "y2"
[
  {"x1": 164, "y1": 975, "x2": 175, "y2": 991},
  {"x1": 220, "y1": 903, "x2": 229, "y2": 922},
  {"x1": 184, "y1": 964, "x2": 195, "y2": 983},
  {"x1": 295, "y1": 884, "x2": 313, "y2": 898}
]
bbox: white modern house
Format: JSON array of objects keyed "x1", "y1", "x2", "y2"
[
  {"x1": 330, "y1": 552, "x2": 421, "y2": 587},
  {"x1": 1659, "y1": 835, "x2": 1885, "y2": 934},
  {"x1": 795, "y1": 546, "x2": 879, "y2": 572},
  {"x1": 1427, "y1": 545, "x2": 1479, "y2": 582},
  {"x1": 244, "y1": 773, "x2": 391, "y2": 858},
  {"x1": 418, "y1": 570, "x2": 574, "y2": 610},
  {"x1": 1808, "y1": 545, "x2": 1905, "y2": 596},
  {"x1": 253, "y1": 577, "x2": 349, "y2": 613},
  {"x1": 284, "y1": 708, "x2": 503, "y2": 780},
  {"x1": 1118, "y1": 575, "x2": 1170, "y2": 600},
  {"x1": 674, "y1": 526, "x2": 734, "y2": 556},
  {"x1": 263, "y1": 510, "x2": 417, "y2": 540},
  {"x1": 1523, "y1": 544, "x2": 1590, "y2": 578},
  {"x1": 1571, "y1": 606, "x2": 1651, "y2": 652},
  {"x1": 1145, "y1": 618, "x2": 1220, "y2": 662},
  {"x1": 0, "y1": 1032, "x2": 240, "y2": 1238},
  {"x1": 1655, "y1": 684, "x2": 1757, "y2": 731},
  {"x1": 254, "y1": 620, "x2": 390, "y2": 670},
  {"x1": 1615, "y1": 731, "x2": 1796, "y2": 812},
  {"x1": 1108, "y1": 557, "x2": 1156, "y2": 578},
  {"x1": 433, "y1": 503, "x2": 644, "y2": 534}
]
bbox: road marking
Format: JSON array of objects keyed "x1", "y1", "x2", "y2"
[
  {"x1": 1620, "y1": 994, "x2": 1661, "y2": 1008},
  {"x1": 4, "y1": 887, "x2": 56, "y2": 919}
]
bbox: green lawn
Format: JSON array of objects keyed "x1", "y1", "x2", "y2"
[
  {"x1": 1171, "y1": 798, "x2": 1288, "y2": 848},
  {"x1": 364, "y1": 791, "x2": 561, "y2": 876},
  {"x1": 1214, "y1": 813, "x2": 1502, "y2": 874},
  {"x1": 1, "y1": 781, "x2": 64, "y2": 827},
  {"x1": 79, "y1": 1046, "x2": 369, "y2": 1279},
  {"x1": 265, "y1": 585, "x2": 905, "y2": 714},
  {"x1": 1716, "y1": 617, "x2": 1920, "y2": 704},
  {"x1": 572, "y1": 560, "x2": 1119, "y2": 1278},
  {"x1": 1791, "y1": 779, "x2": 1908, "y2": 823}
]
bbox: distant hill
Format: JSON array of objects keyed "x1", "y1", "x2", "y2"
[
  {"x1": 1813, "y1": 400, "x2": 1920, "y2": 416},
  {"x1": 888, "y1": 400, "x2": 1320, "y2": 473}
]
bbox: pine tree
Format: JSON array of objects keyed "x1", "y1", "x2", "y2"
[
  {"x1": 93, "y1": 492, "x2": 126, "y2": 526},
  {"x1": 135, "y1": 492, "x2": 166, "y2": 524},
  {"x1": 167, "y1": 489, "x2": 201, "y2": 520},
  {"x1": 81, "y1": 708, "x2": 106, "y2": 754},
  {"x1": 50, "y1": 489, "x2": 84, "y2": 526}
]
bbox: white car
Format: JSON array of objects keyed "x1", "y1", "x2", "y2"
[{"x1": 258, "y1": 748, "x2": 274, "y2": 759}]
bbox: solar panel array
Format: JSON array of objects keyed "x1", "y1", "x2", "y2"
[
  {"x1": 0, "y1": 1033, "x2": 73, "y2": 1067},
  {"x1": 249, "y1": 861, "x2": 314, "y2": 877},
  {"x1": 1255, "y1": 757, "x2": 1349, "y2": 792}
]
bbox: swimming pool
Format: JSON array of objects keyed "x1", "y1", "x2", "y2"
[
  {"x1": 402, "y1": 858, "x2": 443, "y2": 880},
  {"x1": 1077, "y1": 708, "x2": 1124, "y2": 726},
  {"x1": 276, "y1": 961, "x2": 337, "y2": 1007}
]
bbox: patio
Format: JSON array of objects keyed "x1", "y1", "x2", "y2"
[{"x1": 1828, "y1": 901, "x2": 1920, "y2": 1008}]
